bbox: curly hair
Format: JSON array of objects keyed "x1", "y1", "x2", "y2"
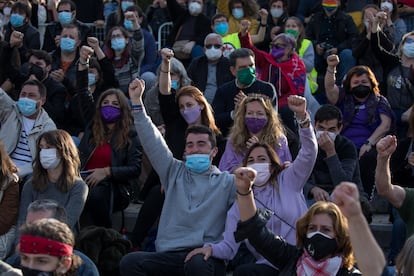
[
  {"x1": 229, "y1": 95, "x2": 285, "y2": 154},
  {"x1": 0, "y1": 140, "x2": 18, "y2": 185},
  {"x1": 228, "y1": 0, "x2": 259, "y2": 18},
  {"x1": 19, "y1": 218, "x2": 82, "y2": 276},
  {"x1": 91, "y1": 89, "x2": 134, "y2": 150},
  {"x1": 32, "y1": 130, "x2": 80, "y2": 193},
  {"x1": 175, "y1": 86, "x2": 221, "y2": 136},
  {"x1": 296, "y1": 201, "x2": 355, "y2": 270}
]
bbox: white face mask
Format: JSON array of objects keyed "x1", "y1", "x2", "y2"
[
  {"x1": 364, "y1": 19, "x2": 370, "y2": 29},
  {"x1": 3, "y1": 6, "x2": 11, "y2": 16},
  {"x1": 39, "y1": 148, "x2": 61, "y2": 170},
  {"x1": 188, "y1": 1, "x2": 202, "y2": 15},
  {"x1": 205, "y1": 47, "x2": 222, "y2": 60},
  {"x1": 381, "y1": 1, "x2": 393, "y2": 13},
  {"x1": 315, "y1": 130, "x2": 337, "y2": 141},
  {"x1": 247, "y1": 163, "x2": 271, "y2": 187},
  {"x1": 270, "y1": 8, "x2": 283, "y2": 18}
]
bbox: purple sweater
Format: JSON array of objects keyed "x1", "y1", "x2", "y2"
[
  {"x1": 206, "y1": 126, "x2": 317, "y2": 267},
  {"x1": 219, "y1": 135, "x2": 292, "y2": 172}
]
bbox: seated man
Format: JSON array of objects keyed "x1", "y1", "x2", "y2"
[
  {"x1": 212, "y1": 47, "x2": 277, "y2": 137},
  {"x1": 120, "y1": 76, "x2": 236, "y2": 275},
  {"x1": 42, "y1": 0, "x2": 91, "y2": 53},
  {"x1": 187, "y1": 33, "x2": 234, "y2": 104},
  {"x1": 0, "y1": 79, "x2": 56, "y2": 177},
  {"x1": 211, "y1": 13, "x2": 241, "y2": 58},
  {"x1": 6, "y1": 199, "x2": 99, "y2": 276}
]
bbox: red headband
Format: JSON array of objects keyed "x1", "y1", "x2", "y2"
[{"x1": 20, "y1": 235, "x2": 73, "y2": 257}]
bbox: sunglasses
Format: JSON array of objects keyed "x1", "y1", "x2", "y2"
[{"x1": 205, "y1": 44, "x2": 222, "y2": 49}]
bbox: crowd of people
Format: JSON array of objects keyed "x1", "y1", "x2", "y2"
[{"x1": 1, "y1": 0, "x2": 414, "y2": 275}]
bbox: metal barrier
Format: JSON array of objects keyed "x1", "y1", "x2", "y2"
[
  {"x1": 38, "y1": 22, "x2": 106, "y2": 43},
  {"x1": 157, "y1": 21, "x2": 173, "y2": 51}
]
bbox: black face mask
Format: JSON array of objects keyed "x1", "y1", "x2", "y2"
[
  {"x1": 351, "y1": 85, "x2": 371, "y2": 99},
  {"x1": 21, "y1": 266, "x2": 54, "y2": 276},
  {"x1": 29, "y1": 63, "x2": 46, "y2": 81},
  {"x1": 303, "y1": 231, "x2": 338, "y2": 261}
]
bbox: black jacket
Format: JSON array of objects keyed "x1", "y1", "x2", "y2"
[
  {"x1": 235, "y1": 210, "x2": 361, "y2": 275},
  {"x1": 4, "y1": 22, "x2": 40, "y2": 63},
  {"x1": 187, "y1": 55, "x2": 234, "y2": 93}
]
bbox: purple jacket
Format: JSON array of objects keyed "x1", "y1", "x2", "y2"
[
  {"x1": 206, "y1": 126, "x2": 317, "y2": 267},
  {"x1": 219, "y1": 135, "x2": 292, "y2": 173}
]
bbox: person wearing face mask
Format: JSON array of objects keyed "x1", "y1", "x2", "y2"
[
  {"x1": 217, "y1": 0, "x2": 259, "y2": 36},
  {"x1": 213, "y1": 48, "x2": 277, "y2": 137},
  {"x1": 121, "y1": 77, "x2": 235, "y2": 276},
  {"x1": 187, "y1": 33, "x2": 234, "y2": 104},
  {"x1": 17, "y1": 130, "x2": 88, "y2": 233},
  {"x1": 234, "y1": 168, "x2": 366, "y2": 275},
  {"x1": 378, "y1": 0, "x2": 407, "y2": 46},
  {"x1": 325, "y1": 57, "x2": 394, "y2": 197},
  {"x1": 239, "y1": 25, "x2": 306, "y2": 134},
  {"x1": 255, "y1": 0, "x2": 288, "y2": 52},
  {"x1": 370, "y1": 26, "x2": 414, "y2": 139},
  {"x1": 306, "y1": 0, "x2": 358, "y2": 95},
  {"x1": 42, "y1": 0, "x2": 92, "y2": 53},
  {"x1": 186, "y1": 95, "x2": 317, "y2": 276},
  {"x1": 18, "y1": 218, "x2": 83, "y2": 276},
  {"x1": 219, "y1": 95, "x2": 292, "y2": 173},
  {"x1": 166, "y1": 0, "x2": 211, "y2": 64},
  {"x1": 303, "y1": 104, "x2": 371, "y2": 221},
  {"x1": 0, "y1": 79, "x2": 56, "y2": 179},
  {"x1": 7, "y1": 49, "x2": 67, "y2": 129},
  {"x1": 105, "y1": 0, "x2": 138, "y2": 34},
  {"x1": 78, "y1": 89, "x2": 142, "y2": 228},
  {"x1": 4, "y1": 2, "x2": 40, "y2": 63},
  {"x1": 127, "y1": 48, "x2": 225, "y2": 252},
  {"x1": 104, "y1": 25, "x2": 144, "y2": 93},
  {"x1": 66, "y1": 40, "x2": 118, "y2": 140}
]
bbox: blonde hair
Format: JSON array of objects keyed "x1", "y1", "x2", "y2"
[{"x1": 229, "y1": 95, "x2": 285, "y2": 154}]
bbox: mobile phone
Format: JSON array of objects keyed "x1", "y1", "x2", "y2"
[{"x1": 80, "y1": 170, "x2": 92, "y2": 179}]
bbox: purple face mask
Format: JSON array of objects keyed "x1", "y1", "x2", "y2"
[
  {"x1": 100, "y1": 105, "x2": 121, "y2": 123},
  {"x1": 245, "y1": 117, "x2": 268, "y2": 134},
  {"x1": 181, "y1": 105, "x2": 201, "y2": 124},
  {"x1": 271, "y1": 46, "x2": 285, "y2": 60}
]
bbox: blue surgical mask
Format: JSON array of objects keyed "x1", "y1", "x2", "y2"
[
  {"x1": 123, "y1": 19, "x2": 133, "y2": 31},
  {"x1": 58, "y1": 11, "x2": 72, "y2": 25},
  {"x1": 111, "y1": 38, "x2": 126, "y2": 51},
  {"x1": 171, "y1": 79, "x2": 179, "y2": 90},
  {"x1": 185, "y1": 153, "x2": 211, "y2": 173},
  {"x1": 60, "y1": 37, "x2": 76, "y2": 52},
  {"x1": 403, "y1": 42, "x2": 414, "y2": 58},
  {"x1": 121, "y1": 1, "x2": 134, "y2": 12},
  {"x1": 88, "y1": 73, "x2": 96, "y2": 86},
  {"x1": 232, "y1": 8, "x2": 244, "y2": 19},
  {"x1": 215, "y1": 22, "x2": 229, "y2": 36},
  {"x1": 10, "y1": 13, "x2": 24, "y2": 27},
  {"x1": 17, "y1": 97, "x2": 38, "y2": 117}
]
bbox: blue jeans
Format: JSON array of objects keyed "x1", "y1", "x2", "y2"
[
  {"x1": 120, "y1": 250, "x2": 226, "y2": 276},
  {"x1": 388, "y1": 208, "x2": 407, "y2": 265}
]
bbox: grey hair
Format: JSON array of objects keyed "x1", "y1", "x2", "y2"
[
  {"x1": 204, "y1": 33, "x2": 223, "y2": 46},
  {"x1": 27, "y1": 199, "x2": 67, "y2": 223}
]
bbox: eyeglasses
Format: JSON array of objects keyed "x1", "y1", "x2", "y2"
[
  {"x1": 205, "y1": 44, "x2": 222, "y2": 49},
  {"x1": 272, "y1": 43, "x2": 287, "y2": 49}
]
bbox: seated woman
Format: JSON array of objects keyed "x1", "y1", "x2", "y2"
[
  {"x1": 18, "y1": 129, "x2": 88, "y2": 231},
  {"x1": 219, "y1": 95, "x2": 292, "y2": 173},
  {"x1": 0, "y1": 141, "x2": 19, "y2": 260},
  {"x1": 325, "y1": 57, "x2": 394, "y2": 195},
  {"x1": 239, "y1": 24, "x2": 306, "y2": 133},
  {"x1": 185, "y1": 95, "x2": 318, "y2": 276},
  {"x1": 19, "y1": 218, "x2": 82, "y2": 275},
  {"x1": 233, "y1": 169, "x2": 362, "y2": 275},
  {"x1": 79, "y1": 88, "x2": 142, "y2": 228},
  {"x1": 104, "y1": 24, "x2": 144, "y2": 94}
]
